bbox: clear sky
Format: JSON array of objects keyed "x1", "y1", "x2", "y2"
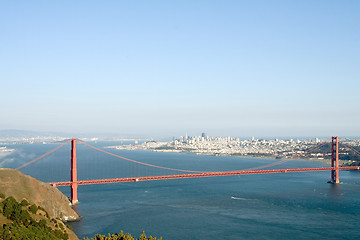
[{"x1": 0, "y1": 1, "x2": 359, "y2": 138}]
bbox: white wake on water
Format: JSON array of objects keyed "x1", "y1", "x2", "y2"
[{"x1": 231, "y1": 196, "x2": 250, "y2": 200}]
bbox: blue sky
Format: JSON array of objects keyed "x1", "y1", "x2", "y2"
[{"x1": 0, "y1": 1, "x2": 359, "y2": 138}]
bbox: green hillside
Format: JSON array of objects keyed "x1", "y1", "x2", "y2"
[{"x1": 0, "y1": 194, "x2": 76, "y2": 240}]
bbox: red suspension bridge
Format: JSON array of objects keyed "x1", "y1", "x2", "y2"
[{"x1": 15, "y1": 136, "x2": 360, "y2": 205}]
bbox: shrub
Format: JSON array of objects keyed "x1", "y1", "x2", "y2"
[
  {"x1": 2, "y1": 196, "x2": 18, "y2": 218},
  {"x1": 28, "y1": 204, "x2": 38, "y2": 214},
  {"x1": 20, "y1": 199, "x2": 30, "y2": 206},
  {"x1": 38, "y1": 206, "x2": 45, "y2": 211},
  {"x1": 38, "y1": 219, "x2": 47, "y2": 228}
]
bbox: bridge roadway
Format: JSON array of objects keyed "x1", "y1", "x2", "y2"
[{"x1": 50, "y1": 166, "x2": 360, "y2": 186}]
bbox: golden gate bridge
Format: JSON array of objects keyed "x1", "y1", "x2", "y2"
[{"x1": 15, "y1": 136, "x2": 360, "y2": 205}]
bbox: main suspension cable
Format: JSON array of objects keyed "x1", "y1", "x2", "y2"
[
  {"x1": 16, "y1": 140, "x2": 71, "y2": 170},
  {"x1": 77, "y1": 140, "x2": 207, "y2": 173},
  {"x1": 340, "y1": 142, "x2": 360, "y2": 157}
]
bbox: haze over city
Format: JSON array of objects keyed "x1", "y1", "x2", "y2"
[{"x1": 1, "y1": 1, "x2": 359, "y2": 138}]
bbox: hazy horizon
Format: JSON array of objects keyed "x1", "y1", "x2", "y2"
[
  {"x1": 1, "y1": 129, "x2": 359, "y2": 141},
  {"x1": 1, "y1": 1, "x2": 359, "y2": 138}
]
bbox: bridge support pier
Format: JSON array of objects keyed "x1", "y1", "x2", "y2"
[
  {"x1": 71, "y1": 139, "x2": 79, "y2": 205},
  {"x1": 330, "y1": 136, "x2": 340, "y2": 184}
]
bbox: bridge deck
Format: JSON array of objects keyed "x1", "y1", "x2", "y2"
[{"x1": 50, "y1": 166, "x2": 360, "y2": 186}]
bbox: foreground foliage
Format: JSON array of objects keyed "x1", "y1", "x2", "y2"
[
  {"x1": 85, "y1": 230, "x2": 162, "y2": 240},
  {"x1": 0, "y1": 195, "x2": 69, "y2": 240}
]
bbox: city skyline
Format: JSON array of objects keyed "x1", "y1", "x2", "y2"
[{"x1": 1, "y1": 1, "x2": 359, "y2": 138}]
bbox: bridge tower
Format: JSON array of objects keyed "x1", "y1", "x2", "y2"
[
  {"x1": 71, "y1": 139, "x2": 78, "y2": 205},
  {"x1": 330, "y1": 136, "x2": 340, "y2": 184}
]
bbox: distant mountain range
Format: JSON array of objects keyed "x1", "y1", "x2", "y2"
[
  {"x1": 0, "y1": 129, "x2": 70, "y2": 138},
  {"x1": 0, "y1": 129, "x2": 155, "y2": 139}
]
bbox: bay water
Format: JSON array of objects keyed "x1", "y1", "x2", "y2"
[{"x1": 1, "y1": 141, "x2": 360, "y2": 239}]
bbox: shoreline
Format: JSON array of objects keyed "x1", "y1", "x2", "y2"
[{"x1": 113, "y1": 147, "x2": 355, "y2": 166}]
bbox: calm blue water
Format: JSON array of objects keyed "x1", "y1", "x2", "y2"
[{"x1": 1, "y1": 142, "x2": 360, "y2": 240}]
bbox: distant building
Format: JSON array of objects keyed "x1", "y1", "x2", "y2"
[{"x1": 201, "y1": 132, "x2": 206, "y2": 138}]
